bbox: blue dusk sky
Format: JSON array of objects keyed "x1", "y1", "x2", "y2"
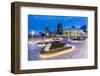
[{"x1": 28, "y1": 15, "x2": 88, "y2": 34}]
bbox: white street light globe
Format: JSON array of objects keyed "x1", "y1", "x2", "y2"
[{"x1": 31, "y1": 31, "x2": 35, "y2": 35}]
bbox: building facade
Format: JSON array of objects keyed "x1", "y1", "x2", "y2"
[
  {"x1": 45, "y1": 25, "x2": 50, "y2": 37},
  {"x1": 64, "y1": 28, "x2": 87, "y2": 40},
  {"x1": 57, "y1": 23, "x2": 63, "y2": 35}
]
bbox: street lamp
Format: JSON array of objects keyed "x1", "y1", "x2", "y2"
[{"x1": 31, "y1": 31, "x2": 35, "y2": 38}]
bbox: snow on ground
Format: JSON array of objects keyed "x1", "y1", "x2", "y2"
[{"x1": 28, "y1": 39, "x2": 88, "y2": 60}]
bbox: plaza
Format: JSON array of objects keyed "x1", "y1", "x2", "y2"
[
  {"x1": 28, "y1": 15, "x2": 88, "y2": 60},
  {"x1": 28, "y1": 38, "x2": 88, "y2": 60}
]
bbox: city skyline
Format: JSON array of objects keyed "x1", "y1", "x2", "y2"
[
  {"x1": 28, "y1": 15, "x2": 88, "y2": 60},
  {"x1": 28, "y1": 15, "x2": 88, "y2": 34}
]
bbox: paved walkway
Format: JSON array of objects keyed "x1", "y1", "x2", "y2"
[{"x1": 28, "y1": 39, "x2": 88, "y2": 60}]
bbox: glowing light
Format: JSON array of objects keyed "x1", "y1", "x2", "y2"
[
  {"x1": 31, "y1": 31, "x2": 35, "y2": 35},
  {"x1": 40, "y1": 47, "x2": 75, "y2": 59}
]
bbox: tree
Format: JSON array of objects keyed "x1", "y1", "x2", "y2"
[
  {"x1": 80, "y1": 25, "x2": 87, "y2": 33},
  {"x1": 72, "y1": 26, "x2": 75, "y2": 28},
  {"x1": 39, "y1": 32, "x2": 45, "y2": 37}
]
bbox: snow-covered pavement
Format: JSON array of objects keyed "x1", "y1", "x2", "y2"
[{"x1": 28, "y1": 39, "x2": 88, "y2": 60}]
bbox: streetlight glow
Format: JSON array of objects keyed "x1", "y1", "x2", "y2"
[
  {"x1": 31, "y1": 31, "x2": 35, "y2": 35},
  {"x1": 31, "y1": 31, "x2": 35, "y2": 38}
]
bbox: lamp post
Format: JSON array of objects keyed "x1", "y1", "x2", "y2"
[{"x1": 31, "y1": 31, "x2": 35, "y2": 38}]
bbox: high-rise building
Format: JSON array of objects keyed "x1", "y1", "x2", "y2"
[
  {"x1": 45, "y1": 25, "x2": 49, "y2": 33},
  {"x1": 57, "y1": 23, "x2": 62, "y2": 35},
  {"x1": 45, "y1": 25, "x2": 49, "y2": 37}
]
